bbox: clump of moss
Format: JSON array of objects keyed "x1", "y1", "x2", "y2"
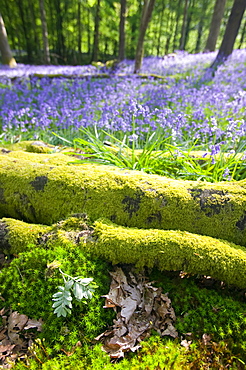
[
  {"x1": 13, "y1": 335, "x2": 244, "y2": 369},
  {"x1": 150, "y1": 269, "x2": 246, "y2": 361},
  {"x1": 0, "y1": 240, "x2": 113, "y2": 350}
]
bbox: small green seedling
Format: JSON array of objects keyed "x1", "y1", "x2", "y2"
[{"x1": 52, "y1": 269, "x2": 98, "y2": 317}]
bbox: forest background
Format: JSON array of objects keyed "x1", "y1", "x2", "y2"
[{"x1": 1, "y1": 0, "x2": 246, "y2": 67}]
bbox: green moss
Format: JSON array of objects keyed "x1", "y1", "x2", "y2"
[
  {"x1": 1, "y1": 217, "x2": 51, "y2": 255},
  {"x1": 0, "y1": 150, "x2": 75, "y2": 166},
  {"x1": 92, "y1": 219, "x2": 246, "y2": 288},
  {"x1": 1, "y1": 155, "x2": 246, "y2": 246},
  {"x1": 3, "y1": 214, "x2": 246, "y2": 288},
  {"x1": 0, "y1": 241, "x2": 113, "y2": 347}
]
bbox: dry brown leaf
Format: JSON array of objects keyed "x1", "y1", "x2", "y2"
[
  {"x1": 24, "y1": 318, "x2": 43, "y2": 332},
  {"x1": 202, "y1": 333, "x2": 211, "y2": 346},
  {"x1": 0, "y1": 311, "x2": 43, "y2": 368},
  {"x1": 181, "y1": 339, "x2": 192, "y2": 350},
  {"x1": 96, "y1": 267, "x2": 178, "y2": 358},
  {"x1": 8, "y1": 312, "x2": 28, "y2": 332}
]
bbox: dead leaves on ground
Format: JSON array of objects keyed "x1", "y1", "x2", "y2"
[
  {"x1": 0, "y1": 308, "x2": 43, "y2": 368},
  {"x1": 95, "y1": 267, "x2": 178, "y2": 358}
]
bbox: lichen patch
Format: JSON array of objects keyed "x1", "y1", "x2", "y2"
[
  {"x1": 30, "y1": 176, "x2": 48, "y2": 191},
  {"x1": 236, "y1": 213, "x2": 246, "y2": 231},
  {"x1": 188, "y1": 188, "x2": 231, "y2": 217},
  {"x1": 0, "y1": 221, "x2": 11, "y2": 253},
  {"x1": 122, "y1": 191, "x2": 143, "y2": 218},
  {"x1": 0, "y1": 188, "x2": 6, "y2": 204}
]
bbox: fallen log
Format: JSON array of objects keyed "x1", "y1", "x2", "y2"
[
  {"x1": 1, "y1": 154, "x2": 246, "y2": 245},
  {"x1": 1, "y1": 216, "x2": 246, "y2": 289}
]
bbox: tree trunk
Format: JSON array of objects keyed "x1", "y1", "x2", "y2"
[
  {"x1": 179, "y1": 0, "x2": 189, "y2": 50},
  {"x1": 1, "y1": 152, "x2": 246, "y2": 247},
  {"x1": 134, "y1": 0, "x2": 156, "y2": 73},
  {"x1": 39, "y1": 0, "x2": 50, "y2": 64},
  {"x1": 87, "y1": 6, "x2": 91, "y2": 54},
  {"x1": 0, "y1": 13, "x2": 17, "y2": 67},
  {"x1": 173, "y1": 0, "x2": 182, "y2": 51},
  {"x1": 28, "y1": 0, "x2": 40, "y2": 59},
  {"x1": 91, "y1": 0, "x2": 101, "y2": 62},
  {"x1": 183, "y1": 0, "x2": 195, "y2": 51},
  {"x1": 2, "y1": 215, "x2": 246, "y2": 289},
  {"x1": 119, "y1": 0, "x2": 126, "y2": 61},
  {"x1": 195, "y1": 0, "x2": 209, "y2": 53},
  {"x1": 210, "y1": 0, "x2": 246, "y2": 71},
  {"x1": 156, "y1": 1, "x2": 165, "y2": 56},
  {"x1": 238, "y1": 17, "x2": 246, "y2": 48},
  {"x1": 54, "y1": 0, "x2": 65, "y2": 60},
  {"x1": 17, "y1": 0, "x2": 33, "y2": 63},
  {"x1": 204, "y1": 0, "x2": 227, "y2": 52},
  {"x1": 78, "y1": 1, "x2": 82, "y2": 57}
]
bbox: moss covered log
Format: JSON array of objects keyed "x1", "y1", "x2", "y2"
[
  {"x1": 2, "y1": 215, "x2": 246, "y2": 288},
  {"x1": 0, "y1": 217, "x2": 50, "y2": 255},
  {"x1": 93, "y1": 219, "x2": 246, "y2": 288},
  {"x1": 1, "y1": 154, "x2": 246, "y2": 245}
]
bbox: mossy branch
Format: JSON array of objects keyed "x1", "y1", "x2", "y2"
[
  {"x1": 2, "y1": 215, "x2": 246, "y2": 289},
  {"x1": 1, "y1": 154, "x2": 246, "y2": 246}
]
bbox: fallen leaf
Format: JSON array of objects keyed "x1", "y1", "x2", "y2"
[
  {"x1": 96, "y1": 267, "x2": 178, "y2": 358},
  {"x1": 24, "y1": 318, "x2": 43, "y2": 332}
]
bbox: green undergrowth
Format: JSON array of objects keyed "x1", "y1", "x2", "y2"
[
  {"x1": 0, "y1": 241, "x2": 114, "y2": 350},
  {"x1": 150, "y1": 270, "x2": 246, "y2": 359},
  {"x1": 1, "y1": 241, "x2": 246, "y2": 368},
  {"x1": 13, "y1": 335, "x2": 244, "y2": 370},
  {"x1": 56, "y1": 128, "x2": 246, "y2": 183}
]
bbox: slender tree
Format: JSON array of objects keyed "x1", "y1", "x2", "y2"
[
  {"x1": 0, "y1": 13, "x2": 16, "y2": 67},
  {"x1": 172, "y1": 0, "x2": 182, "y2": 51},
  {"x1": 78, "y1": 0, "x2": 82, "y2": 58},
  {"x1": 54, "y1": 0, "x2": 65, "y2": 60},
  {"x1": 210, "y1": 0, "x2": 246, "y2": 70},
  {"x1": 39, "y1": 0, "x2": 50, "y2": 64},
  {"x1": 119, "y1": 0, "x2": 126, "y2": 61},
  {"x1": 238, "y1": 17, "x2": 246, "y2": 48},
  {"x1": 179, "y1": 0, "x2": 189, "y2": 50},
  {"x1": 17, "y1": 0, "x2": 34, "y2": 62},
  {"x1": 156, "y1": 0, "x2": 165, "y2": 56},
  {"x1": 91, "y1": 0, "x2": 101, "y2": 62},
  {"x1": 134, "y1": 0, "x2": 156, "y2": 73},
  {"x1": 195, "y1": 0, "x2": 209, "y2": 53},
  {"x1": 183, "y1": 0, "x2": 195, "y2": 51},
  {"x1": 204, "y1": 0, "x2": 227, "y2": 52}
]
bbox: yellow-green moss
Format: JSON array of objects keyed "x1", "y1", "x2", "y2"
[
  {"x1": 1, "y1": 217, "x2": 51, "y2": 255},
  {"x1": 92, "y1": 219, "x2": 246, "y2": 288},
  {"x1": 0, "y1": 149, "x2": 75, "y2": 166},
  {"x1": 2, "y1": 214, "x2": 246, "y2": 288},
  {"x1": 1, "y1": 155, "x2": 246, "y2": 246}
]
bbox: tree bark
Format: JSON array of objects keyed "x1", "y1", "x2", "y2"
[
  {"x1": 119, "y1": 0, "x2": 126, "y2": 61},
  {"x1": 0, "y1": 13, "x2": 17, "y2": 67},
  {"x1": 1, "y1": 153, "x2": 246, "y2": 247},
  {"x1": 134, "y1": 0, "x2": 156, "y2": 73},
  {"x1": 91, "y1": 0, "x2": 101, "y2": 62},
  {"x1": 204, "y1": 0, "x2": 227, "y2": 52},
  {"x1": 210, "y1": 0, "x2": 246, "y2": 70},
  {"x1": 39, "y1": 0, "x2": 50, "y2": 64}
]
